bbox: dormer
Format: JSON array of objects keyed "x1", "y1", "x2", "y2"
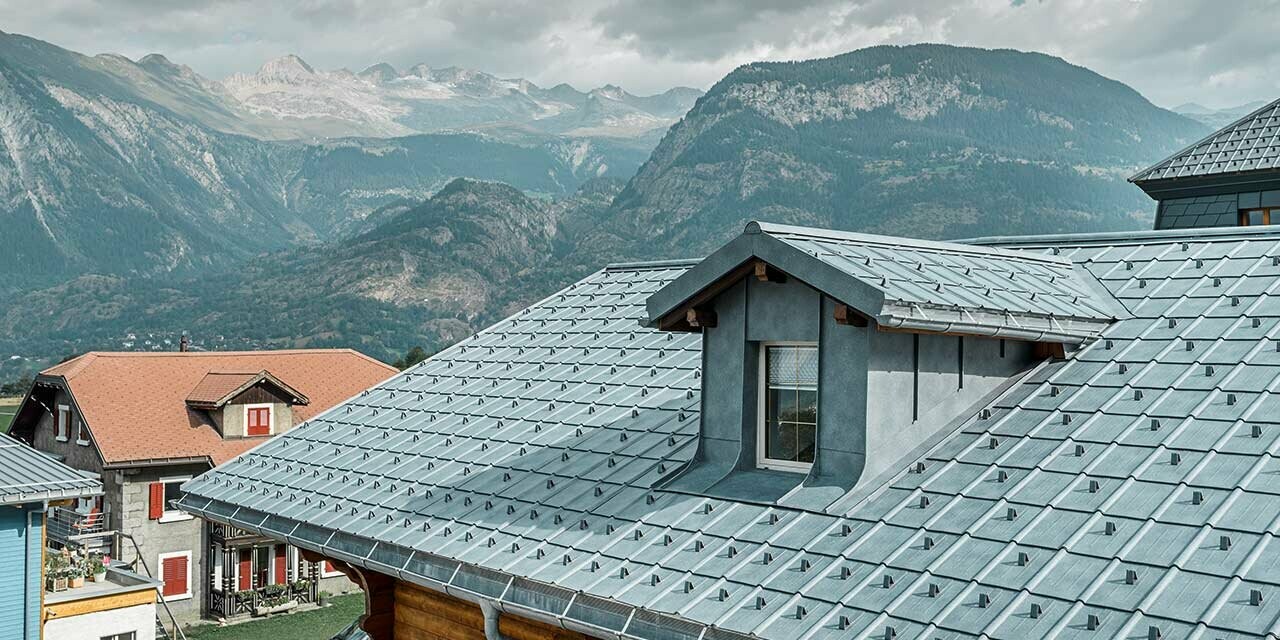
[
  {"x1": 185, "y1": 370, "x2": 309, "y2": 439},
  {"x1": 646, "y1": 222, "x2": 1127, "y2": 511},
  {"x1": 1132, "y1": 97, "x2": 1280, "y2": 230}
]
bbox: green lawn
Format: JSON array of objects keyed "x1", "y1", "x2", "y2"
[
  {"x1": 0, "y1": 398, "x2": 17, "y2": 433},
  {"x1": 184, "y1": 594, "x2": 363, "y2": 640}
]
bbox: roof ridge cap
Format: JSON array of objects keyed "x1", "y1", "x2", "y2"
[{"x1": 752, "y1": 221, "x2": 1071, "y2": 266}]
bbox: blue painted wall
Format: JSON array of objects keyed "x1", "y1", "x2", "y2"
[{"x1": 0, "y1": 504, "x2": 41, "y2": 640}]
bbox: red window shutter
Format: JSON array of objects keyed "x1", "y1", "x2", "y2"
[
  {"x1": 247, "y1": 408, "x2": 271, "y2": 436},
  {"x1": 161, "y1": 556, "x2": 188, "y2": 597},
  {"x1": 274, "y1": 545, "x2": 287, "y2": 585},
  {"x1": 238, "y1": 550, "x2": 252, "y2": 590},
  {"x1": 148, "y1": 483, "x2": 164, "y2": 520}
]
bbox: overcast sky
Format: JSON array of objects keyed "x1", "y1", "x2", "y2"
[{"x1": 4, "y1": 0, "x2": 1277, "y2": 109}]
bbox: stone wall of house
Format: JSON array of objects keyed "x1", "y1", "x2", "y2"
[{"x1": 118, "y1": 462, "x2": 210, "y2": 624}]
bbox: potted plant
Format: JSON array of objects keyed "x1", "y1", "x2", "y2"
[
  {"x1": 46, "y1": 554, "x2": 69, "y2": 592},
  {"x1": 89, "y1": 556, "x2": 107, "y2": 582},
  {"x1": 318, "y1": 590, "x2": 330, "y2": 607},
  {"x1": 254, "y1": 584, "x2": 296, "y2": 616}
]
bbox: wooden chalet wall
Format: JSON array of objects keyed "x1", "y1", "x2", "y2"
[
  {"x1": 305, "y1": 552, "x2": 594, "y2": 640},
  {"x1": 394, "y1": 581, "x2": 594, "y2": 640}
]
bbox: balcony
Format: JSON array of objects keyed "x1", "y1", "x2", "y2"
[
  {"x1": 47, "y1": 506, "x2": 114, "y2": 552},
  {"x1": 208, "y1": 579, "x2": 319, "y2": 619}
]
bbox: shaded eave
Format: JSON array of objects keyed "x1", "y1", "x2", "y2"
[
  {"x1": 178, "y1": 495, "x2": 744, "y2": 640},
  {"x1": 645, "y1": 222, "x2": 1118, "y2": 344},
  {"x1": 185, "y1": 370, "x2": 311, "y2": 410},
  {"x1": 9, "y1": 374, "x2": 110, "y2": 470}
]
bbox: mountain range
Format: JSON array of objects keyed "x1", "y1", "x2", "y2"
[
  {"x1": 0, "y1": 36, "x2": 1214, "y2": 380},
  {"x1": 0, "y1": 30, "x2": 696, "y2": 286},
  {"x1": 1173, "y1": 100, "x2": 1271, "y2": 128}
]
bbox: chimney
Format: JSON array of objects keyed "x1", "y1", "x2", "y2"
[{"x1": 179, "y1": 335, "x2": 189, "y2": 352}]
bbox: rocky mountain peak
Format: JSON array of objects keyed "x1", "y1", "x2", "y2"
[
  {"x1": 255, "y1": 54, "x2": 317, "y2": 81},
  {"x1": 358, "y1": 62, "x2": 399, "y2": 83}
]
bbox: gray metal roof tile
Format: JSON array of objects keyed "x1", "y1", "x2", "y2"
[{"x1": 176, "y1": 227, "x2": 1280, "y2": 639}]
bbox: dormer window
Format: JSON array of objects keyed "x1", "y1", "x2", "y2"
[
  {"x1": 246, "y1": 405, "x2": 273, "y2": 436},
  {"x1": 1240, "y1": 208, "x2": 1274, "y2": 226},
  {"x1": 758, "y1": 343, "x2": 818, "y2": 472}
]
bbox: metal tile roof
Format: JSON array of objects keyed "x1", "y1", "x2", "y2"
[
  {"x1": 1132, "y1": 97, "x2": 1280, "y2": 183},
  {"x1": 0, "y1": 432, "x2": 101, "y2": 505},
  {"x1": 647, "y1": 222, "x2": 1126, "y2": 344},
  {"x1": 181, "y1": 227, "x2": 1280, "y2": 640}
]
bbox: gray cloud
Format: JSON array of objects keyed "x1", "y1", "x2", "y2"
[{"x1": 2, "y1": 0, "x2": 1277, "y2": 107}]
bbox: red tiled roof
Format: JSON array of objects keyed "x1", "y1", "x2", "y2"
[
  {"x1": 185, "y1": 371, "x2": 309, "y2": 408},
  {"x1": 42, "y1": 350, "x2": 396, "y2": 466}
]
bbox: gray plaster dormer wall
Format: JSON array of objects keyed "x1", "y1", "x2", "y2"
[
  {"x1": 668, "y1": 274, "x2": 868, "y2": 504},
  {"x1": 861, "y1": 332, "x2": 1036, "y2": 488},
  {"x1": 665, "y1": 269, "x2": 1040, "y2": 511}
]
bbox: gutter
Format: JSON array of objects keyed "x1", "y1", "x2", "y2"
[
  {"x1": 102, "y1": 456, "x2": 215, "y2": 470},
  {"x1": 177, "y1": 498, "x2": 736, "y2": 640}
]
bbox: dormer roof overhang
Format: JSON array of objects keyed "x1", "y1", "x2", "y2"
[
  {"x1": 645, "y1": 221, "x2": 1130, "y2": 344},
  {"x1": 185, "y1": 370, "x2": 310, "y2": 410}
]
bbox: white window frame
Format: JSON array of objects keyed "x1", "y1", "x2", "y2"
[
  {"x1": 158, "y1": 475, "x2": 194, "y2": 523},
  {"x1": 212, "y1": 544, "x2": 224, "y2": 592},
  {"x1": 755, "y1": 341, "x2": 819, "y2": 473},
  {"x1": 320, "y1": 559, "x2": 343, "y2": 579},
  {"x1": 270, "y1": 544, "x2": 284, "y2": 585},
  {"x1": 75, "y1": 414, "x2": 90, "y2": 446},
  {"x1": 56, "y1": 405, "x2": 71, "y2": 442},
  {"x1": 243, "y1": 403, "x2": 275, "y2": 436},
  {"x1": 157, "y1": 550, "x2": 193, "y2": 601}
]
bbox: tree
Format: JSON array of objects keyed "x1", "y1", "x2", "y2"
[{"x1": 393, "y1": 346, "x2": 429, "y2": 370}]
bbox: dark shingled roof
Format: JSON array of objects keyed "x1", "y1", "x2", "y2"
[
  {"x1": 181, "y1": 225, "x2": 1280, "y2": 640},
  {"x1": 1132, "y1": 97, "x2": 1280, "y2": 183}
]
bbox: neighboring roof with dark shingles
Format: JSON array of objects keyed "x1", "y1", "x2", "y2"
[
  {"x1": 36, "y1": 350, "x2": 397, "y2": 466},
  {"x1": 0, "y1": 432, "x2": 100, "y2": 505},
  {"x1": 180, "y1": 225, "x2": 1280, "y2": 640},
  {"x1": 1132, "y1": 97, "x2": 1280, "y2": 183}
]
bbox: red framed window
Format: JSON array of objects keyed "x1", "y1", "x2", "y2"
[
  {"x1": 246, "y1": 407, "x2": 272, "y2": 436},
  {"x1": 274, "y1": 544, "x2": 288, "y2": 585},
  {"x1": 238, "y1": 550, "x2": 252, "y2": 590},
  {"x1": 160, "y1": 553, "x2": 190, "y2": 598}
]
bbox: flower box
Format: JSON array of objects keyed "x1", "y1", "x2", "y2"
[{"x1": 254, "y1": 600, "x2": 297, "y2": 616}]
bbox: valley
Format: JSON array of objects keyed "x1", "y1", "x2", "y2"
[{"x1": 0, "y1": 37, "x2": 1211, "y2": 381}]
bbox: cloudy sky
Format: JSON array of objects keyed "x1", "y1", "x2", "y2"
[{"x1": 4, "y1": 0, "x2": 1277, "y2": 109}]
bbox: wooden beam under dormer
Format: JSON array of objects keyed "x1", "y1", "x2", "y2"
[
  {"x1": 686, "y1": 308, "x2": 717, "y2": 328},
  {"x1": 833, "y1": 303, "x2": 869, "y2": 327},
  {"x1": 754, "y1": 261, "x2": 787, "y2": 283}
]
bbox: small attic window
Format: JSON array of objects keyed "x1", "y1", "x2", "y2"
[
  {"x1": 246, "y1": 405, "x2": 273, "y2": 436},
  {"x1": 757, "y1": 343, "x2": 818, "y2": 472},
  {"x1": 1240, "y1": 208, "x2": 1274, "y2": 226}
]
